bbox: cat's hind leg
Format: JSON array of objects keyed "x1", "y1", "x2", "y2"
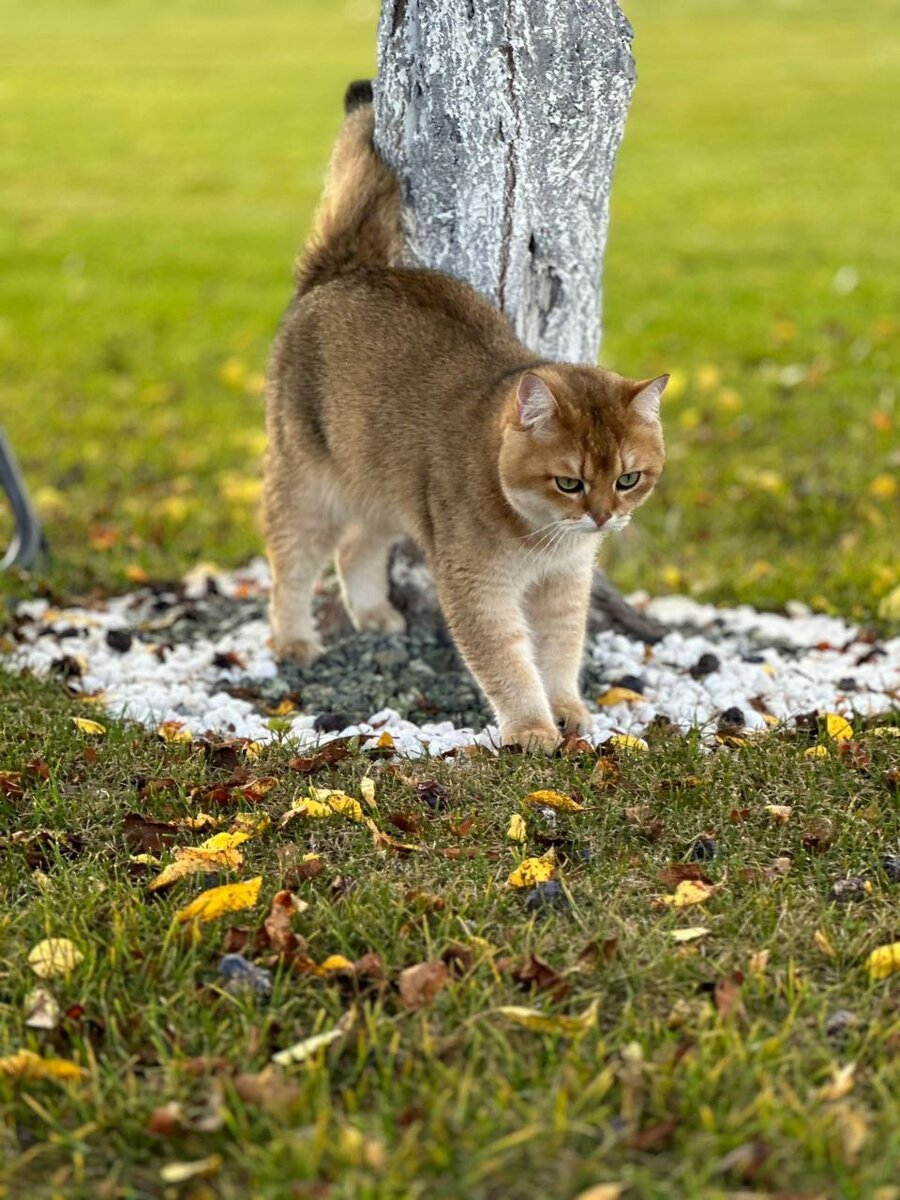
[
  {"x1": 263, "y1": 459, "x2": 342, "y2": 664},
  {"x1": 336, "y1": 523, "x2": 406, "y2": 634}
]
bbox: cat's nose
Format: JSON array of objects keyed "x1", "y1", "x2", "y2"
[{"x1": 591, "y1": 511, "x2": 611, "y2": 528}]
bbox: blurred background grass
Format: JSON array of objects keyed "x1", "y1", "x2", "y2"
[{"x1": 0, "y1": 0, "x2": 897, "y2": 615}]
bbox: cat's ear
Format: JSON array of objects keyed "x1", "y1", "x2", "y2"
[
  {"x1": 629, "y1": 374, "x2": 669, "y2": 424},
  {"x1": 516, "y1": 373, "x2": 558, "y2": 433}
]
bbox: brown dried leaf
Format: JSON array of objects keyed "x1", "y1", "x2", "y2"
[
  {"x1": 123, "y1": 812, "x2": 179, "y2": 854},
  {"x1": 389, "y1": 811, "x2": 422, "y2": 835},
  {"x1": 289, "y1": 742, "x2": 351, "y2": 774},
  {"x1": 262, "y1": 889, "x2": 303, "y2": 956},
  {"x1": 511, "y1": 954, "x2": 569, "y2": 1002},
  {"x1": 624, "y1": 805, "x2": 665, "y2": 841},
  {"x1": 398, "y1": 961, "x2": 448, "y2": 1010},
  {"x1": 657, "y1": 863, "x2": 712, "y2": 888},
  {"x1": 713, "y1": 971, "x2": 745, "y2": 1019}
]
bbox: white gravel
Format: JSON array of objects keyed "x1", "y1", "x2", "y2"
[{"x1": 4, "y1": 558, "x2": 898, "y2": 756}]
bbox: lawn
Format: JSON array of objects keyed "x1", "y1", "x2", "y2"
[{"x1": 1, "y1": 1, "x2": 899, "y2": 1197}]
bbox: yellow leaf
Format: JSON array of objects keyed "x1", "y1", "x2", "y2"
[
  {"x1": 607, "y1": 734, "x2": 648, "y2": 752},
  {"x1": 824, "y1": 713, "x2": 853, "y2": 742},
  {"x1": 71, "y1": 717, "x2": 106, "y2": 736},
  {"x1": 507, "y1": 849, "x2": 556, "y2": 889},
  {"x1": 866, "y1": 942, "x2": 900, "y2": 981},
  {"x1": 159, "y1": 1156, "x2": 223, "y2": 1184},
  {"x1": 765, "y1": 804, "x2": 793, "y2": 823},
  {"x1": 175, "y1": 813, "x2": 222, "y2": 831},
  {"x1": 271, "y1": 1027, "x2": 344, "y2": 1066},
  {"x1": 819, "y1": 1062, "x2": 856, "y2": 1102},
  {"x1": 497, "y1": 998, "x2": 599, "y2": 1036},
  {"x1": 596, "y1": 687, "x2": 644, "y2": 706},
  {"x1": 147, "y1": 847, "x2": 243, "y2": 892},
  {"x1": 522, "y1": 789, "x2": 585, "y2": 812},
  {"x1": 230, "y1": 812, "x2": 271, "y2": 837},
  {"x1": 243, "y1": 740, "x2": 265, "y2": 760},
  {"x1": 28, "y1": 938, "x2": 84, "y2": 978},
  {"x1": 574, "y1": 1188, "x2": 624, "y2": 1200},
  {"x1": 653, "y1": 880, "x2": 717, "y2": 909},
  {"x1": 157, "y1": 720, "x2": 192, "y2": 744},
  {"x1": 669, "y1": 927, "x2": 710, "y2": 943},
  {"x1": 716, "y1": 734, "x2": 750, "y2": 748},
  {"x1": 289, "y1": 799, "x2": 333, "y2": 819},
  {"x1": 326, "y1": 794, "x2": 365, "y2": 824},
  {"x1": 360, "y1": 776, "x2": 377, "y2": 809},
  {"x1": 376, "y1": 731, "x2": 395, "y2": 750},
  {"x1": 175, "y1": 876, "x2": 262, "y2": 925},
  {"x1": 507, "y1": 813, "x2": 527, "y2": 843},
  {"x1": 0, "y1": 1050, "x2": 86, "y2": 1081},
  {"x1": 805, "y1": 745, "x2": 829, "y2": 758},
  {"x1": 315, "y1": 955, "x2": 355, "y2": 976},
  {"x1": 814, "y1": 929, "x2": 835, "y2": 958},
  {"x1": 198, "y1": 831, "x2": 251, "y2": 852},
  {"x1": 869, "y1": 473, "x2": 897, "y2": 500}
]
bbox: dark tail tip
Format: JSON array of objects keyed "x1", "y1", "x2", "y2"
[{"x1": 344, "y1": 79, "x2": 374, "y2": 114}]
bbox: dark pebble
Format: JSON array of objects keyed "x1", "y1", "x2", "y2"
[
  {"x1": 689, "y1": 653, "x2": 721, "y2": 679},
  {"x1": 105, "y1": 628, "x2": 133, "y2": 654},
  {"x1": 690, "y1": 837, "x2": 717, "y2": 861},
  {"x1": 524, "y1": 881, "x2": 569, "y2": 914},
  {"x1": 613, "y1": 674, "x2": 645, "y2": 694},
  {"x1": 717, "y1": 706, "x2": 745, "y2": 730},
  {"x1": 219, "y1": 953, "x2": 272, "y2": 997},
  {"x1": 837, "y1": 677, "x2": 857, "y2": 691},
  {"x1": 881, "y1": 854, "x2": 900, "y2": 882},
  {"x1": 314, "y1": 712, "x2": 354, "y2": 733},
  {"x1": 829, "y1": 876, "x2": 868, "y2": 904},
  {"x1": 824, "y1": 1009, "x2": 858, "y2": 1041},
  {"x1": 415, "y1": 779, "x2": 449, "y2": 811}
]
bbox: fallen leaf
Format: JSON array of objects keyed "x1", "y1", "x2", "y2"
[
  {"x1": 28, "y1": 938, "x2": 84, "y2": 978},
  {"x1": 748, "y1": 949, "x2": 770, "y2": 975},
  {"x1": 230, "y1": 812, "x2": 271, "y2": 837},
  {"x1": 123, "y1": 812, "x2": 179, "y2": 853},
  {"x1": 573, "y1": 1186, "x2": 624, "y2": 1200},
  {"x1": 199, "y1": 830, "x2": 251, "y2": 852},
  {"x1": 375, "y1": 731, "x2": 395, "y2": 751},
  {"x1": 240, "y1": 776, "x2": 280, "y2": 801},
  {"x1": 508, "y1": 849, "x2": 556, "y2": 888},
  {"x1": 272, "y1": 1026, "x2": 345, "y2": 1066},
  {"x1": 625, "y1": 1116, "x2": 679, "y2": 1151},
  {"x1": 824, "y1": 713, "x2": 853, "y2": 742},
  {"x1": 658, "y1": 863, "x2": 712, "y2": 888},
  {"x1": 765, "y1": 804, "x2": 793, "y2": 823},
  {"x1": 507, "y1": 813, "x2": 527, "y2": 842},
  {"x1": 624, "y1": 805, "x2": 665, "y2": 841},
  {"x1": 389, "y1": 810, "x2": 422, "y2": 835},
  {"x1": 175, "y1": 876, "x2": 262, "y2": 925},
  {"x1": 365, "y1": 817, "x2": 423, "y2": 853},
  {"x1": 814, "y1": 929, "x2": 836, "y2": 958},
  {"x1": 360, "y1": 776, "x2": 377, "y2": 809},
  {"x1": 157, "y1": 720, "x2": 192, "y2": 744},
  {"x1": 289, "y1": 742, "x2": 351, "y2": 774},
  {"x1": 597, "y1": 687, "x2": 644, "y2": 706},
  {"x1": 606, "y1": 734, "x2": 648, "y2": 752},
  {"x1": 159, "y1": 1156, "x2": 222, "y2": 1184},
  {"x1": 496, "y1": 997, "x2": 599, "y2": 1036},
  {"x1": 398, "y1": 961, "x2": 448, "y2": 1010},
  {"x1": 147, "y1": 847, "x2": 243, "y2": 892},
  {"x1": 0, "y1": 1050, "x2": 86, "y2": 1081},
  {"x1": 829, "y1": 1103, "x2": 869, "y2": 1164},
  {"x1": 819, "y1": 1062, "x2": 856, "y2": 1102},
  {"x1": 652, "y1": 880, "x2": 718, "y2": 909},
  {"x1": 147, "y1": 1101, "x2": 187, "y2": 1136},
  {"x1": 24, "y1": 988, "x2": 60, "y2": 1030},
  {"x1": 234, "y1": 1066, "x2": 300, "y2": 1108},
  {"x1": 590, "y1": 757, "x2": 620, "y2": 788},
  {"x1": 71, "y1": 717, "x2": 106, "y2": 736},
  {"x1": 670, "y1": 927, "x2": 710, "y2": 944},
  {"x1": 713, "y1": 971, "x2": 745, "y2": 1019},
  {"x1": 510, "y1": 954, "x2": 569, "y2": 1001},
  {"x1": 263, "y1": 889, "x2": 304, "y2": 956},
  {"x1": 866, "y1": 942, "x2": 900, "y2": 981},
  {"x1": 805, "y1": 744, "x2": 829, "y2": 759},
  {"x1": 522, "y1": 789, "x2": 585, "y2": 812}
]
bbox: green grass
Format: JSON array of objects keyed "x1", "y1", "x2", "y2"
[
  {"x1": 1, "y1": 671, "x2": 898, "y2": 1199},
  {"x1": 1, "y1": 1, "x2": 899, "y2": 1195}
]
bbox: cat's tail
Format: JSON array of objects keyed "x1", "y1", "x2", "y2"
[{"x1": 294, "y1": 80, "x2": 402, "y2": 297}]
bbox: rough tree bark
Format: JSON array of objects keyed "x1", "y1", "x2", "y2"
[{"x1": 375, "y1": 0, "x2": 665, "y2": 642}]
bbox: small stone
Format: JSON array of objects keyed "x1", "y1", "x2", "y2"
[
  {"x1": 613, "y1": 674, "x2": 645, "y2": 694},
  {"x1": 881, "y1": 854, "x2": 900, "y2": 883},
  {"x1": 105, "y1": 629, "x2": 133, "y2": 654},
  {"x1": 218, "y1": 954, "x2": 272, "y2": 998},
  {"x1": 837, "y1": 677, "x2": 857, "y2": 692},
  {"x1": 717, "y1": 706, "x2": 745, "y2": 731},
  {"x1": 824, "y1": 1009, "x2": 858, "y2": 1041},
  {"x1": 524, "y1": 881, "x2": 569, "y2": 915},
  {"x1": 313, "y1": 712, "x2": 353, "y2": 733},
  {"x1": 829, "y1": 876, "x2": 868, "y2": 905},
  {"x1": 690, "y1": 837, "x2": 717, "y2": 861},
  {"x1": 415, "y1": 780, "x2": 449, "y2": 811},
  {"x1": 689, "y1": 653, "x2": 721, "y2": 679}
]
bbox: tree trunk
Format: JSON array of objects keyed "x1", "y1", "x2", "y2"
[{"x1": 375, "y1": 0, "x2": 666, "y2": 642}]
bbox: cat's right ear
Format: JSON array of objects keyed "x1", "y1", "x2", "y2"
[{"x1": 516, "y1": 373, "x2": 558, "y2": 433}]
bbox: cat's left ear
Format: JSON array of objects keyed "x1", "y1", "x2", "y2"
[{"x1": 629, "y1": 374, "x2": 669, "y2": 424}]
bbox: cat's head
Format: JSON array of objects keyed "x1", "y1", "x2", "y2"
[{"x1": 498, "y1": 365, "x2": 667, "y2": 538}]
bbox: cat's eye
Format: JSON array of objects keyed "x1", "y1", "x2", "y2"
[
  {"x1": 555, "y1": 476, "x2": 584, "y2": 494},
  {"x1": 616, "y1": 471, "x2": 642, "y2": 491}
]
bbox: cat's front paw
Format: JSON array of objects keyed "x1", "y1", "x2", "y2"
[
  {"x1": 501, "y1": 721, "x2": 561, "y2": 755},
  {"x1": 551, "y1": 697, "x2": 593, "y2": 737},
  {"x1": 272, "y1": 636, "x2": 323, "y2": 667}
]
